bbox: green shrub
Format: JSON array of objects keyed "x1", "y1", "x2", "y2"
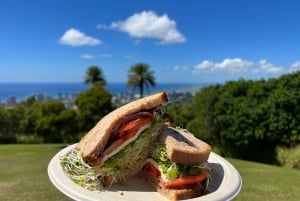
[
  {"x1": 276, "y1": 145, "x2": 300, "y2": 169},
  {"x1": 16, "y1": 134, "x2": 43, "y2": 144}
]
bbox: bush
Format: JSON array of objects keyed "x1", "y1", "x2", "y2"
[
  {"x1": 276, "y1": 145, "x2": 300, "y2": 170},
  {"x1": 16, "y1": 134, "x2": 43, "y2": 144},
  {"x1": 0, "y1": 135, "x2": 16, "y2": 144}
]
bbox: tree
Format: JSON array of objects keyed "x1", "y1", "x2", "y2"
[
  {"x1": 84, "y1": 65, "x2": 106, "y2": 86},
  {"x1": 127, "y1": 63, "x2": 156, "y2": 98},
  {"x1": 0, "y1": 107, "x2": 17, "y2": 143},
  {"x1": 35, "y1": 100, "x2": 78, "y2": 143},
  {"x1": 19, "y1": 102, "x2": 41, "y2": 136},
  {"x1": 75, "y1": 83, "x2": 114, "y2": 132}
]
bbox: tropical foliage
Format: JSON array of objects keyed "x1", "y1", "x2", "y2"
[
  {"x1": 166, "y1": 72, "x2": 300, "y2": 163},
  {"x1": 84, "y1": 65, "x2": 106, "y2": 86},
  {"x1": 0, "y1": 66, "x2": 112, "y2": 143},
  {"x1": 0, "y1": 99, "x2": 79, "y2": 143},
  {"x1": 1, "y1": 65, "x2": 300, "y2": 168},
  {"x1": 75, "y1": 82, "x2": 114, "y2": 132},
  {"x1": 127, "y1": 63, "x2": 156, "y2": 98}
]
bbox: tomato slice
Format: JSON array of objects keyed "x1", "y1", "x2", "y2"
[
  {"x1": 144, "y1": 162, "x2": 161, "y2": 178},
  {"x1": 118, "y1": 114, "x2": 153, "y2": 140},
  {"x1": 161, "y1": 171, "x2": 208, "y2": 188},
  {"x1": 94, "y1": 113, "x2": 153, "y2": 166}
]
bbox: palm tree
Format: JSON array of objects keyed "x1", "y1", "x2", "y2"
[
  {"x1": 127, "y1": 63, "x2": 156, "y2": 98},
  {"x1": 84, "y1": 66, "x2": 106, "y2": 86}
]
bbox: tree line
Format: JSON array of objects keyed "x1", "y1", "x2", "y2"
[
  {"x1": 0, "y1": 63, "x2": 155, "y2": 143},
  {"x1": 1, "y1": 64, "x2": 300, "y2": 165},
  {"x1": 166, "y1": 71, "x2": 300, "y2": 164}
]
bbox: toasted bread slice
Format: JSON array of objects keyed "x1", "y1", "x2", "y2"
[
  {"x1": 161, "y1": 127, "x2": 211, "y2": 165},
  {"x1": 142, "y1": 166, "x2": 206, "y2": 201},
  {"x1": 76, "y1": 92, "x2": 168, "y2": 162}
]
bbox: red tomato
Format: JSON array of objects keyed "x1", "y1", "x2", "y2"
[
  {"x1": 118, "y1": 114, "x2": 153, "y2": 140},
  {"x1": 96, "y1": 113, "x2": 153, "y2": 166},
  {"x1": 161, "y1": 171, "x2": 208, "y2": 188},
  {"x1": 144, "y1": 162, "x2": 161, "y2": 178}
]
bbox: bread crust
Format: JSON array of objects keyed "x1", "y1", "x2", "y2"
[
  {"x1": 76, "y1": 92, "x2": 168, "y2": 162},
  {"x1": 162, "y1": 127, "x2": 211, "y2": 165},
  {"x1": 142, "y1": 168, "x2": 205, "y2": 201}
]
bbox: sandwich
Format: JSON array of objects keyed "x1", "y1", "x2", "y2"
[
  {"x1": 142, "y1": 127, "x2": 212, "y2": 201},
  {"x1": 60, "y1": 91, "x2": 168, "y2": 190}
]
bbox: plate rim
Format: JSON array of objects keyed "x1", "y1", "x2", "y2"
[{"x1": 48, "y1": 144, "x2": 242, "y2": 201}]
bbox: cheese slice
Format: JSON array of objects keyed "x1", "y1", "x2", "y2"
[{"x1": 101, "y1": 122, "x2": 152, "y2": 163}]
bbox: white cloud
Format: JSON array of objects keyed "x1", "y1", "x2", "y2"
[
  {"x1": 173, "y1": 65, "x2": 190, "y2": 71},
  {"x1": 163, "y1": 65, "x2": 190, "y2": 72},
  {"x1": 193, "y1": 58, "x2": 283, "y2": 75},
  {"x1": 194, "y1": 60, "x2": 214, "y2": 72},
  {"x1": 289, "y1": 61, "x2": 300, "y2": 72},
  {"x1": 59, "y1": 28, "x2": 101, "y2": 46},
  {"x1": 80, "y1": 54, "x2": 95, "y2": 59},
  {"x1": 98, "y1": 10, "x2": 186, "y2": 44},
  {"x1": 256, "y1": 60, "x2": 283, "y2": 73},
  {"x1": 216, "y1": 58, "x2": 253, "y2": 73},
  {"x1": 80, "y1": 53, "x2": 112, "y2": 59}
]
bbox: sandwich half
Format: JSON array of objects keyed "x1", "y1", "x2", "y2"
[
  {"x1": 61, "y1": 92, "x2": 168, "y2": 190},
  {"x1": 142, "y1": 127, "x2": 211, "y2": 201}
]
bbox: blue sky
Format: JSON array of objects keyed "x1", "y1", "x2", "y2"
[{"x1": 1, "y1": 0, "x2": 300, "y2": 83}]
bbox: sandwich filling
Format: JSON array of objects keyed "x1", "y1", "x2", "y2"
[
  {"x1": 60, "y1": 113, "x2": 165, "y2": 190},
  {"x1": 144, "y1": 145, "x2": 210, "y2": 189},
  {"x1": 92, "y1": 111, "x2": 154, "y2": 166}
]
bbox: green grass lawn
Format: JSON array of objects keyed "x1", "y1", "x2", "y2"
[
  {"x1": 229, "y1": 158, "x2": 300, "y2": 201},
  {"x1": 0, "y1": 144, "x2": 71, "y2": 201},
  {"x1": 0, "y1": 144, "x2": 299, "y2": 201}
]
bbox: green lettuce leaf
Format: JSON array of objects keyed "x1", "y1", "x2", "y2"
[{"x1": 151, "y1": 142, "x2": 209, "y2": 181}]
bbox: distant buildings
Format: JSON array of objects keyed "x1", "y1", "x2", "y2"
[
  {"x1": 0, "y1": 87, "x2": 201, "y2": 108},
  {"x1": 35, "y1": 93, "x2": 51, "y2": 102},
  {"x1": 111, "y1": 90, "x2": 195, "y2": 106},
  {"x1": 111, "y1": 92, "x2": 138, "y2": 105},
  {"x1": 1, "y1": 93, "x2": 55, "y2": 108},
  {"x1": 4, "y1": 96, "x2": 17, "y2": 108}
]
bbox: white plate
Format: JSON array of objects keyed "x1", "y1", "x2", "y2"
[{"x1": 48, "y1": 144, "x2": 242, "y2": 201}]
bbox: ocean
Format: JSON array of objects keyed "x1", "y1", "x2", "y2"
[{"x1": 0, "y1": 82, "x2": 208, "y2": 101}]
